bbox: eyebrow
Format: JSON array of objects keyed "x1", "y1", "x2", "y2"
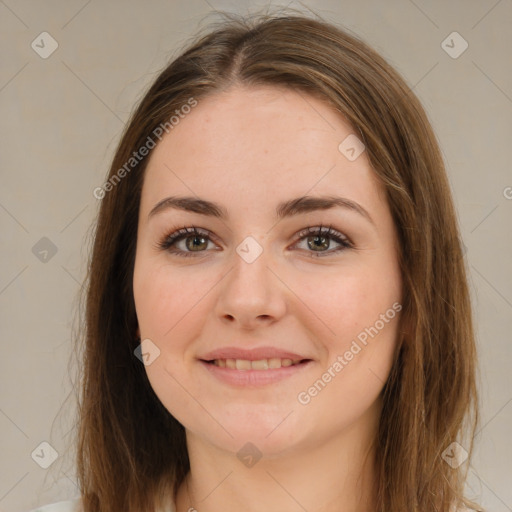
[{"x1": 148, "y1": 194, "x2": 374, "y2": 225}]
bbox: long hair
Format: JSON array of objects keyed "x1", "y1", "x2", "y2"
[{"x1": 75, "y1": 9, "x2": 482, "y2": 512}]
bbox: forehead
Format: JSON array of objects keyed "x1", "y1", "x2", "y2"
[{"x1": 140, "y1": 85, "x2": 384, "y2": 220}]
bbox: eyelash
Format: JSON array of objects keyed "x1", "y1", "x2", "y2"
[{"x1": 154, "y1": 224, "x2": 353, "y2": 258}]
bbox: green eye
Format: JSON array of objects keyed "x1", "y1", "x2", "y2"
[{"x1": 157, "y1": 224, "x2": 352, "y2": 258}]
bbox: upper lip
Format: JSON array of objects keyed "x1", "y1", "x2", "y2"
[{"x1": 199, "y1": 346, "x2": 310, "y2": 361}]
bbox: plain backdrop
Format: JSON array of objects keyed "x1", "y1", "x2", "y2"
[{"x1": 0, "y1": 1, "x2": 511, "y2": 511}]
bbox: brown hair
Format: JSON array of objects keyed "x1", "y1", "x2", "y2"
[{"x1": 74, "y1": 9, "x2": 482, "y2": 512}]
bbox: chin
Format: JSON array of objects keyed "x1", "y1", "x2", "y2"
[{"x1": 188, "y1": 404, "x2": 311, "y2": 459}]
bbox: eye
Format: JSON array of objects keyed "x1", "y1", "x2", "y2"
[
  {"x1": 155, "y1": 226, "x2": 217, "y2": 258},
  {"x1": 291, "y1": 224, "x2": 352, "y2": 257},
  {"x1": 155, "y1": 224, "x2": 352, "y2": 258}
]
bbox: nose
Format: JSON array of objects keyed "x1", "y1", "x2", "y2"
[{"x1": 214, "y1": 239, "x2": 287, "y2": 330}]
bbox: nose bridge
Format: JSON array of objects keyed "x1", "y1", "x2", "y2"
[
  {"x1": 230, "y1": 234, "x2": 272, "y2": 298},
  {"x1": 215, "y1": 234, "x2": 286, "y2": 325}
]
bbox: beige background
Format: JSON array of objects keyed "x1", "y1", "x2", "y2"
[{"x1": 1, "y1": 1, "x2": 511, "y2": 511}]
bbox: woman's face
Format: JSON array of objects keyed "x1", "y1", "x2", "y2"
[{"x1": 133, "y1": 85, "x2": 402, "y2": 456}]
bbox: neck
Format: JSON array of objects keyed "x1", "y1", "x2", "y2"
[{"x1": 175, "y1": 404, "x2": 380, "y2": 512}]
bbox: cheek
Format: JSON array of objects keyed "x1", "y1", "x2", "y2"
[
  {"x1": 293, "y1": 266, "x2": 401, "y2": 431},
  {"x1": 294, "y1": 264, "x2": 401, "y2": 349},
  {"x1": 133, "y1": 260, "x2": 209, "y2": 426},
  {"x1": 133, "y1": 260, "x2": 205, "y2": 341}
]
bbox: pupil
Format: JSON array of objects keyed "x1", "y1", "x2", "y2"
[
  {"x1": 309, "y1": 236, "x2": 328, "y2": 251},
  {"x1": 188, "y1": 236, "x2": 206, "y2": 250}
]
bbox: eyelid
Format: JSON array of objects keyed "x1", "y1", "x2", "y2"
[
  {"x1": 294, "y1": 225, "x2": 351, "y2": 244},
  {"x1": 153, "y1": 226, "x2": 217, "y2": 251},
  {"x1": 156, "y1": 223, "x2": 353, "y2": 257}
]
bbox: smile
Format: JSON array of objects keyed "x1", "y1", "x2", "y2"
[
  {"x1": 200, "y1": 358, "x2": 313, "y2": 387},
  {"x1": 206, "y1": 358, "x2": 305, "y2": 370}
]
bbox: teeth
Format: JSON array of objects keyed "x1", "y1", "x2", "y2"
[
  {"x1": 235, "y1": 359, "x2": 252, "y2": 370},
  {"x1": 251, "y1": 359, "x2": 269, "y2": 370},
  {"x1": 268, "y1": 358, "x2": 282, "y2": 368},
  {"x1": 211, "y1": 358, "x2": 303, "y2": 370}
]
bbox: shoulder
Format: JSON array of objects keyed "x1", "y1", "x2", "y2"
[
  {"x1": 27, "y1": 498, "x2": 82, "y2": 512},
  {"x1": 26, "y1": 498, "x2": 175, "y2": 512}
]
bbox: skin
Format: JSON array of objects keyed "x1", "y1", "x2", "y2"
[{"x1": 133, "y1": 85, "x2": 402, "y2": 512}]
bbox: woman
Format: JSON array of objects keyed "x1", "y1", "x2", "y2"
[{"x1": 31, "y1": 10, "x2": 482, "y2": 512}]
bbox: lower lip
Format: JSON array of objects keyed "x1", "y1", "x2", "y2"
[{"x1": 199, "y1": 360, "x2": 313, "y2": 387}]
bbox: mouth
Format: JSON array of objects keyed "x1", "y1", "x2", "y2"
[
  {"x1": 199, "y1": 357, "x2": 314, "y2": 387},
  {"x1": 201, "y1": 357, "x2": 310, "y2": 370}
]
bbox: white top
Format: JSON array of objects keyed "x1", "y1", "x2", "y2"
[
  {"x1": 28, "y1": 498, "x2": 176, "y2": 512},
  {"x1": 28, "y1": 500, "x2": 81, "y2": 512}
]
